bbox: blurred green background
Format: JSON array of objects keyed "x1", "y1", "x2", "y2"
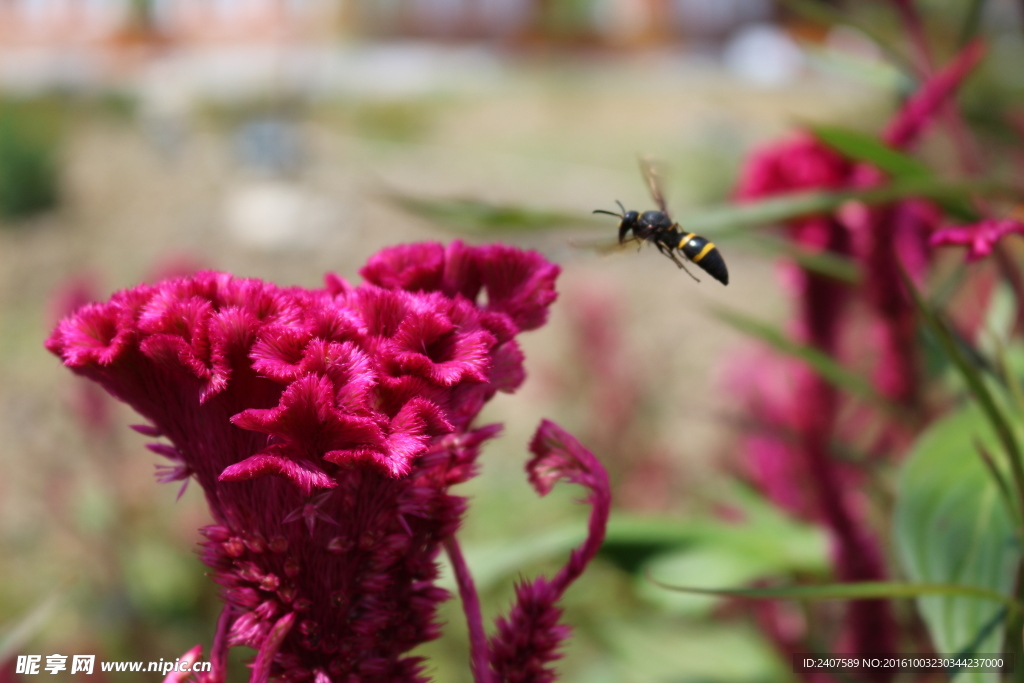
[{"x1": 1, "y1": 0, "x2": 1017, "y2": 680}]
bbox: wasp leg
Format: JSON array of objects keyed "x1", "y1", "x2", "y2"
[
  {"x1": 656, "y1": 243, "x2": 701, "y2": 282},
  {"x1": 677, "y1": 259, "x2": 701, "y2": 283}
]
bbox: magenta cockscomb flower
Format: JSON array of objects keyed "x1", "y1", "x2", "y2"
[
  {"x1": 930, "y1": 218, "x2": 1024, "y2": 261},
  {"x1": 48, "y1": 273, "x2": 114, "y2": 437},
  {"x1": 47, "y1": 241, "x2": 609, "y2": 683}
]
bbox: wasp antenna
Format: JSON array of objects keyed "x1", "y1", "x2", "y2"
[
  {"x1": 615, "y1": 200, "x2": 626, "y2": 214},
  {"x1": 593, "y1": 209, "x2": 623, "y2": 218}
]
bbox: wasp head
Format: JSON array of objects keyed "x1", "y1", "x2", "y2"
[
  {"x1": 594, "y1": 201, "x2": 642, "y2": 243},
  {"x1": 618, "y1": 210, "x2": 640, "y2": 243}
]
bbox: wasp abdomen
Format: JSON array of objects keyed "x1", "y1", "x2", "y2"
[{"x1": 679, "y1": 233, "x2": 729, "y2": 285}]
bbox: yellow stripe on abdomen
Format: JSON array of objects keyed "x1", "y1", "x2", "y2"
[
  {"x1": 692, "y1": 242, "x2": 716, "y2": 263},
  {"x1": 678, "y1": 233, "x2": 696, "y2": 248}
]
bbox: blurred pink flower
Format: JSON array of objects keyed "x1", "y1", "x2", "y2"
[
  {"x1": 737, "y1": 132, "x2": 856, "y2": 350},
  {"x1": 47, "y1": 242, "x2": 606, "y2": 683},
  {"x1": 883, "y1": 39, "x2": 985, "y2": 149},
  {"x1": 726, "y1": 38, "x2": 988, "y2": 679},
  {"x1": 930, "y1": 218, "x2": 1024, "y2": 261},
  {"x1": 735, "y1": 131, "x2": 853, "y2": 200}
]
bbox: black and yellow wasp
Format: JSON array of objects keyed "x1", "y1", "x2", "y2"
[{"x1": 592, "y1": 160, "x2": 728, "y2": 285}]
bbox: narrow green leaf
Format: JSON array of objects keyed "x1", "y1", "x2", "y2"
[
  {"x1": 958, "y1": 0, "x2": 989, "y2": 47},
  {"x1": 443, "y1": 525, "x2": 583, "y2": 594},
  {"x1": 895, "y1": 406, "x2": 1023, "y2": 683},
  {"x1": 387, "y1": 193, "x2": 599, "y2": 233},
  {"x1": 902, "y1": 270, "x2": 1024, "y2": 507},
  {"x1": 713, "y1": 307, "x2": 901, "y2": 414},
  {"x1": 452, "y1": 506, "x2": 825, "y2": 593},
  {"x1": 994, "y1": 335, "x2": 1024, "y2": 422},
  {"x1": 685, "y1": 177, "x2": 1007, "y2": 236},
  {"x1": 974, "y1": 439, "x2": 1021, "y2": 529},
  {"x1": 647, "y1": 579, "x2": 1022, "y2": 612},
  {"x1": 812, "y1": 126, "x2": 979, "y2": 221},
  {"x1": 745, "y1": 234, "x2": 860, "y2": 283},
  {"x1": 813, "y1": 126, "x2": 932, "y2": 179},
  {"x1": 392, "y1": 178, "x2": 1010, "y2": 238}
]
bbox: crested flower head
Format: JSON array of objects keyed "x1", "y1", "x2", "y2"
[{"x1": 47, "y1": 241, "x2": 563, "y2": 683}]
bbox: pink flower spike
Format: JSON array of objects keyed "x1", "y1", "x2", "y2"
[
  {"x1": 930, "y1": 218, "x2": 1024, "y2": 261},
  {"x1": 489, "y1": 421, "x2": 611, "y2": 682},
  {"x1": 884, "y1": 39, "x2": 986, "y2": 149},
  {"x1": 527, "y1": 421, "x2": 611, "y2": 593},
  {"x1": 527, "y1": 420, "x2": 608, "y2": 499}
]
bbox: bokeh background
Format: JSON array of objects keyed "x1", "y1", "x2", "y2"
[{"x1": 2, "y1": 1, "x2": 1020, "y2": 681}]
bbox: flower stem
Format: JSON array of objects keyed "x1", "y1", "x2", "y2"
[
  {"x1": 994, "y1": 244, "x2": 1024, "y2": 335},
  {"x1": 444, "y1": 536, "x2": 493, "y2": 683}
]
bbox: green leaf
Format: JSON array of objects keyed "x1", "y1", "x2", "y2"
[
  {"x1": 958, "y1": 0, "x2": 989, "y2": 47},
  {"x1": 894, "y1": 406, "x2": 1023, "y2": 683},
  {"x1": 813, "y1": 126, "x2": 932, "y2": 179},
  {"x1": 712, "y1": 307, "x2": 901, "y2": 414},
  {"x1": 443, "y1": 524, "x2": 583, "y2": 593},
  {"x1": 903, "y1": 271, "x2": 1024, "y2": 514},
  {"x1": 605, "y1": 508, "x2": 826, "y2": 579},
  {"x1": 647, "y1": 579, "x2": 1020, "y2": 609},
  {"x1": 594, "y1": 619, "x2": 783, "y2": 683},
  {"x1": 391, "y1": 178, "x2": 1010, "y2": 238},
  {"x1": 450, "y1": 495, "x2": 826, "y2": 594},
  {"x1": 811, "y1": 127, "x2": 979, "y2": 221},
  {"x1": 386, "y1": 193, "x2": 599, "y2": 233},
  {"x1": 683, "y1": 177, "x2": 1006, "y2": 236},
  {"x1": 385, "y1": 176, "x2": 1007, "y2": 240},
  {"x1": 638, "y1": 543, "x2": 823, "y2": 617},
  {"x1": 745, "y1": 234, "x2": 861, "y2": 283}
]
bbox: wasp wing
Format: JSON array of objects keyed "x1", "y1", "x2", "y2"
[
  {"x1": 570, "y1": 235, "x2": 644, "y2": 255},
  {"x1": 639, "y1": 157, "x2": 670, "y2": 217}
]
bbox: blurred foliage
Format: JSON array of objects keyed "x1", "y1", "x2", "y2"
[
  {"x1": 91, "y1": 90, "x2": 140, "y2": 122},
  {"x1": 894, "y1": 406, "x2": 1020, "y2": 683},
  {"x1": 390, "y1": 192, "x2": 601, "y2": 233},
  {"x1": 350, "y1": 100, "x2": 440, "y2": 143},
  {"x1": 0, "y1": 99, "x2": 62, "y2": 223}
]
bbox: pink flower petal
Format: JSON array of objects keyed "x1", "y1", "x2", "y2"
[
  {"x1": 930, "y1": 218, "x2": 1024, "y2": 261},
  {"x1": 219, "y1": 449, "x2": 336, "y2": 494}
]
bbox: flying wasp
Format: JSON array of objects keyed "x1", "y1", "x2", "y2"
[{"x1": 592, "y1": 159, "x2": 728, "y2": 285}]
